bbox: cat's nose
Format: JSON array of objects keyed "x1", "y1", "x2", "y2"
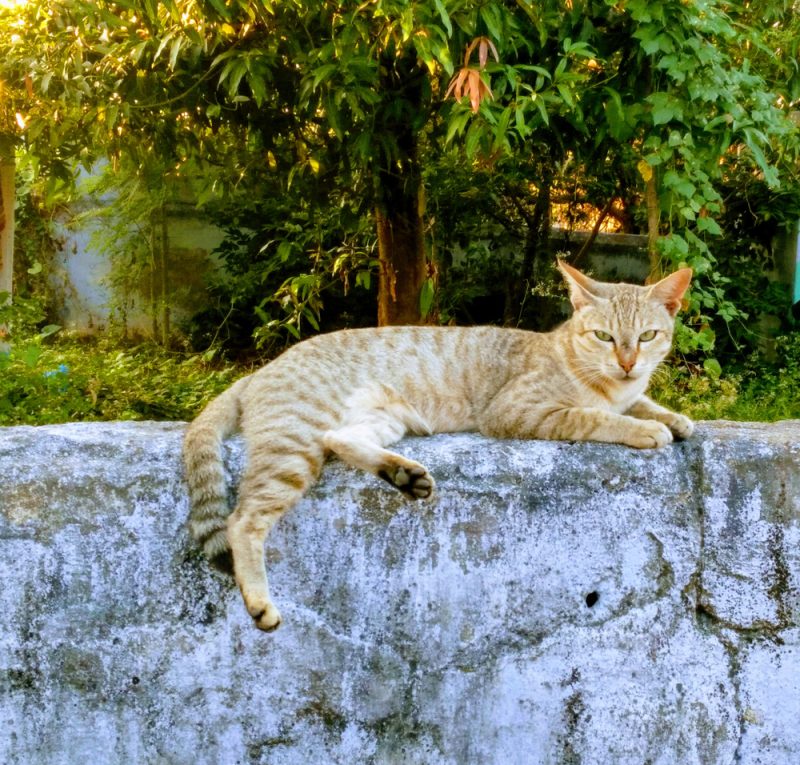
[{"x1": 617, "y1": 356, "x2": 636, "y2": 374}]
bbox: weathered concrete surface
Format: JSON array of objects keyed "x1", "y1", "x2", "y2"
[{"x1": 0, "y1": 420, "x2": 798, "y2": 765}]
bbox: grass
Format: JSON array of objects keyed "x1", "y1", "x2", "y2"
[{"x1": 0, "y1": 336, "x2": 247, "y2": 425}]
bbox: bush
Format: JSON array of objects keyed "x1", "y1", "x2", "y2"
[{"x1": 651, "y1": 333, "x2": 800, "y2": 422}]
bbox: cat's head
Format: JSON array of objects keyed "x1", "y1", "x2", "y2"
[{"x1": 557, "y1": 260, "x2": 692, "y2": 384}]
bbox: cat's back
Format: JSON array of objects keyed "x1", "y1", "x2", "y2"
[
  {"x1": 259, "y1": 324, "x2": 528, "y2": 384},
  {"x1": 240, "y1": 325, "x2": 536, "y2": 430}
]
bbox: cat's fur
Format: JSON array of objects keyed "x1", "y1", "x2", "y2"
[{"x1": 183, "y1": 261, "x2": 693, "y2": 631}]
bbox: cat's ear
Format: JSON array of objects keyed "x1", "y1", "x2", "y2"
[
  {"x1": 648, "y1": 267, "x2": 693, "y2": 316},
  {"x1": 557, "y1": 260, "x2": 604, "y2": 310}
]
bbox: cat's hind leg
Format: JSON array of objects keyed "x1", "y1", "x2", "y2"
[
  {"x1": 323, "y1": 384, "x2": 435, "y2": 499},
  {"x1": 227, "y1": 492, "x2": 285, "y2": 631},
  {"x1": 227, "y1": 441, "x2": 324, "y2": 631}
]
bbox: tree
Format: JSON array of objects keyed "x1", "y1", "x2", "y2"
[
  {"x1": 0, "y1": 1, "x2": 629, "y2": 326},
  {"x1": 0, "y1": 0, "x2": 443, "y2": 323},
  {"x1": 443, "y1": 0, "x2": 800, "y2": 353},
  {"x1": 1, "y1": 0, "x2": 797, "y2": 349}
]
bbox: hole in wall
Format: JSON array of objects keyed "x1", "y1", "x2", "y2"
[{"x1": 585, "y1": 591, "x2": 599, "y2": 608}]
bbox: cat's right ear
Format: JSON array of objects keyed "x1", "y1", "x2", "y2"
[
  {"x1": 557, "y1": 260, "x2": 601, "y2": 311},
  {"x1": 648, "y1": 267, "x2": 693, "y2": 317}
]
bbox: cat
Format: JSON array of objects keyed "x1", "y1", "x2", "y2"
[{"x1": 183, "y1": 260, "x2": 693, "y2": 631}]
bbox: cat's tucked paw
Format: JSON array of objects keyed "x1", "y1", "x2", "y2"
[
  {"x1": 247, "y1": 599, "x2": 282, "y2": 632},
  {"x1": 665, "y1": 413, "x2": 694, "y2": 440},
  {"x1": 378, "y1": 461, "x2": 435, "y2": 499},
  {"x1": 628, "y1": 420, "x2": 673, "y2": 449}
]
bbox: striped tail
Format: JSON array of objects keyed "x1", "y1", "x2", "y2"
[{"x1": 183, "y1": 374, "x2": 252, "y2": 571}]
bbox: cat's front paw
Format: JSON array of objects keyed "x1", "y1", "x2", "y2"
[
  {"x1": 665, "y1": 413, "x2": 694, "y2": 440},
  {"x1": 378, "y1": 460, "x2": 435, "y2": 499},
  {"x1": 627, "y1": 420, "x2": 673, "y2": 449}
]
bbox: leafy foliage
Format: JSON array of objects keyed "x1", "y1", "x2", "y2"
[
  {"x1": 651, "y1": 334, "x2": 800, "y2": 422},
  {"x1": 191, "y1": 181, "x2": 378, "y2": 356},
  {"x1": 1, "y1": 0, "x2": 798, "y2": 358}
]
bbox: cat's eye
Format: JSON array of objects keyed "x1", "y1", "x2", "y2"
[
  {"x1": 639, "y1": 330, "x2": 657, "y2": 342},
  {"x1": 594, "y1": 330, "x2": 613, "y2": 342}
]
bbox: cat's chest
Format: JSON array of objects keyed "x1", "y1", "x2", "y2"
[{"x1": 582, "y1": 377, "x2": 648, "y2": 413}]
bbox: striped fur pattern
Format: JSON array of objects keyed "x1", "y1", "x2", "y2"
[{"x1": 183, "y1": 262, "x2": 693, "y2": 631}]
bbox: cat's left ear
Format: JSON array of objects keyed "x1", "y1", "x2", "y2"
[
  {"x1": 557, "y1": 260, "x2": 605, "y2": 310},
  {"x1": 648, "y1": 267, "x2": 693, "y2": 317}
]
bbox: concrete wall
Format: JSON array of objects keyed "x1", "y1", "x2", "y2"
[
  {"x1": 1, "y1": 421, "x2": 798, "y2": 764},
  {"x1": 51, "y1": 204, "x2": 224, "y2": 336}
]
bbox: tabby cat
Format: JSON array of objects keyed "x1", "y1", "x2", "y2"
[{"x1": 183, "y1": 261, "x2": 693, "y2": 631}]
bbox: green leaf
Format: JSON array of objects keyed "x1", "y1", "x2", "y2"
[
  {"x1": 479, "y1": 5, "x2": 503, "y2": 41},
  {"x1": 648, "y1": 93, "x2": 683, "y2": 125},
  {"x1": 495, "y1": 105, "x2": 512, "y2": 142},
  {"x1": 153, "y1": 30, "x2": 175, "y2": 63},
  {"x1": 742, "y1": 128, "x2": 780, "y2": 188},
  {"x1": 311, "y1": 64, "x2": 338, "y2": 91},
  {"x1": 168, "y1": 37, "x2": 182, "y2": 71},
  {"x1": 205, "y1": 0, "x2": 232, "y2": 21},
  {"x1": 514, "y1": 105, "x2": 531, "y2": 139},
  {"x1": 38, "y1": 324, "x2": 61, "y2": 339},
  {"x1": 434, "y1": 0, "x2": 452, "y2": 36},
  {"x1": 303, "y1": 308, "x2": 320, "y2": 331},
  {"x1": 703, "y1": 358, "x2": 722, "y2": 379},
  {"x1": 445, "y1": 108, "x2": 472, "y2": 144},
  {"x1": 400, "y1": 6, "x2": 414, "y2": 40},
  {"x1": 696, "y1": 216, "x2": 722, "y2": 236},
  {"x1": 555, "y1": 83, "x2": 574, "y2": 109},
  {"x1": 219, "y1": 59, "x2": 247, "y2": 96},
  {"x1": 530, "y1": 94, "x2": 549, "y2": 126},
  {"x1": 21, "y1": 345, "x2": 41, "y2": 368},
  {"x1": 465, "y1": 121, "x2": 483, "y2": 157},
  {"x1": 355, "y1": 271, "x2": 371, "y2": 291},
  {"x1": 276, "y1": 240, "x2": 294, "y2": 262}
]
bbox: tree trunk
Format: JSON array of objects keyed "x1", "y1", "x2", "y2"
[
  {"x1": 160, "y1": 207, "x2": 170, "y2": 345},
  {"x1": 645, "y1": 164, "x2": 661, "y2": 282},
  {"x1": 504, "y1": 168, "x2": 553, "y2": 327},
  {"x1": 373, "y1": 46, "x2": 428, "y2": 326},
  {"x1": 375, "y1": 170, "x2": 426, "y2": 326},
  {"x1": 0, "y1": 159, "x2": 14, "y2": 299}
]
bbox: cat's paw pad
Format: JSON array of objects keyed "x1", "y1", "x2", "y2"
[
  {"x1": 378, "y1": 462, "x2": 435, "y2": 499},
  {"x1": 630, "y1": 420, "x2": 673, "y2": 449},
  {"x1": 666, "y1": 413, "x2": 694, "y2": 440},
  {"x1": 247, "y1": 600, "x2": 282, "y2": 632}
]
